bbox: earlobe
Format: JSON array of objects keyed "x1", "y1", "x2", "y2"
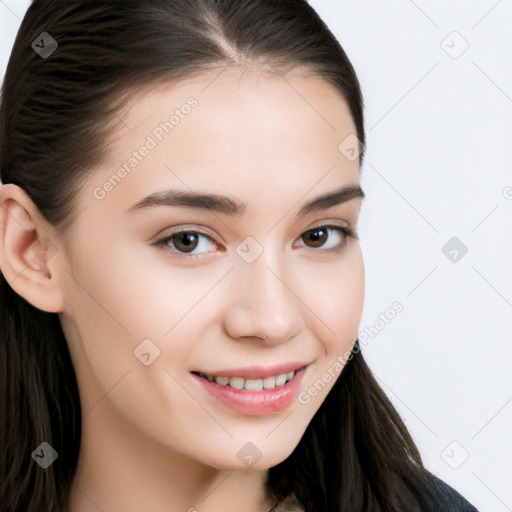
[{"x1": 0, "y1": 184, "x2": 65, "y2": 313}]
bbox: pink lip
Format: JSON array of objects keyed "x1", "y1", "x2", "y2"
[
  {"x1": 190, "y1": 365, "x2": 308, "y2": 416},
  {"x1": 192, "y1": 361, "x2": 308, "y2": 379}
]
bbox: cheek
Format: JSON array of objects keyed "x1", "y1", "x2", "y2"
[
  {"x1": 296, "y1": 250, "x2": 364, "y2": 410},
  {"x1": 63, "y1": 241, "x2": 232, "y2": 394},
  {"x1": 60, "y1": 243, "x2": 206, "y2": 436},
  {"x1": 303, "y1": 245, "x2": 365, "y2": 346},
  {"x1": 102, "y1": 236, "x2": 231, "y2": 329},
  {"x1": 60, "y1": 240, "x2": 170, "y2": 379}
]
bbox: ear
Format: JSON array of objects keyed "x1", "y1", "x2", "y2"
[{"x1": 0, "y1": 183, "x2": 65, "y2": 313}]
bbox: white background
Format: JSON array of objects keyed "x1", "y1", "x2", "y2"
[{"x1": 1, "y1": 1, "x2": 511, "y2": 511}]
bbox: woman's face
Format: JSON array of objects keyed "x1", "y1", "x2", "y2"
[{"x1": 57, "y1": 68, "x2": 365, "y2": 470}]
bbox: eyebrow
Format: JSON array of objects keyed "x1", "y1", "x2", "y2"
[{"x1": 126, "y1": 184, "x2": 364, "y2": 217}]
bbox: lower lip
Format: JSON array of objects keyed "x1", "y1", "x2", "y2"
[{"x1": 191, "y1": 367, "x2": 307, "y2": 416}]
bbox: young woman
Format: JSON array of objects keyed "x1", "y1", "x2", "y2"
[{"x1": 0, "y1": 1, "x2": 479, "y2": 511}]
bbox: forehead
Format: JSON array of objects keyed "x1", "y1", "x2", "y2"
[
  {"x1": 108, "y1": 67, "x2": 356, "y2": 157},
  {"x1": 82, "y1": 68, "x2": 360, "y2": 217}
]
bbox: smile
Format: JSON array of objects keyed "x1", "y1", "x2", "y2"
[{"x1": 190, "y1": 365, "x2": 309, "y2": 415}]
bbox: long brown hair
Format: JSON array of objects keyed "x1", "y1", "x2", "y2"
[{"x1": 1, "y1": 1, "x2": 446, "y2": 510}]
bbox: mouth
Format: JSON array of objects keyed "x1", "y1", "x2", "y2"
[{"x1": 190, "y1": 363, "x2": 310, "y2": 415}]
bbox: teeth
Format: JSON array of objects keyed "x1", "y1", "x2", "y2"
[
  {"x1": 244, "y1": 379, "x2": 263, "y2": 391},
  {"x1": 200, "y1": 371, "x2": 296, "y2": 390},
  {"x1": 228, "y1": 377, "x2": 244, "y2": 390},
  {"x1": 275, "y1": 373, "x2": 287, "y2": 386},
  {"x1": 263, "y1": 376, "x2": 275, "y2": 389}
]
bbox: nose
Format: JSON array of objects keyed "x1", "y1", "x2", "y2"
[{"x1": 222, "y1": 248, "x2": 305, "y2": 346}]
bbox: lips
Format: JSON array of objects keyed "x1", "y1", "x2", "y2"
[{"x1": 190, "y1": 364, "x2": 308, "y2": 415}]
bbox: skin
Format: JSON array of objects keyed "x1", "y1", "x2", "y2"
[{"x1": 0, "y1": 66, "x2": 365, "y2": 512}]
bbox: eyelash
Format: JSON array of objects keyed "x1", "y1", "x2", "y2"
[{"x1": 153, "y1": 224, "x2": 358, "y2": 261}]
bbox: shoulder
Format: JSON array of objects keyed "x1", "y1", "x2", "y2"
[{"x1": 423, "y1": 473, "x2": 479, "y2": 512}]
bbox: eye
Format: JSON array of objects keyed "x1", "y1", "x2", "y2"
[
  {"x1": 297, "y1": 224, "x2": 357, "y2": 252},
  {"x1": 153, "y1": 224, "x2": 357, "y2": 260},
  {"x1": 153, "y1": 229, "x2": 219, "y2": 259}
]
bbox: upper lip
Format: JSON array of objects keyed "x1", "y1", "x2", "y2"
[{"x1": 192, "y1": 361, "x2": 310, "y2": 379}]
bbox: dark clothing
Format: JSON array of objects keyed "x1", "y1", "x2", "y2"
[{"x1": 428, "y1": 474, "x2": 479, "y2": 511}]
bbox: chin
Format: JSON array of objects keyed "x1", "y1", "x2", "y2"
[{"x1": 202, "y1": 444, "x2": 297, "y2": 472}]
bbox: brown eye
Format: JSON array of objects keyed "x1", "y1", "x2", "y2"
[
  {"x1": 172, "y1": 232, "x2": 199, "y2": 253},
  {"x1": 154, "y1": 230, "x2": 218, "y2": 259},
  {"x1": 302, "y1": 227, "x2": 328, "y2": 248},
  {"x1": 299, "y1": 225, "x2": 354, "y2": 252}
]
